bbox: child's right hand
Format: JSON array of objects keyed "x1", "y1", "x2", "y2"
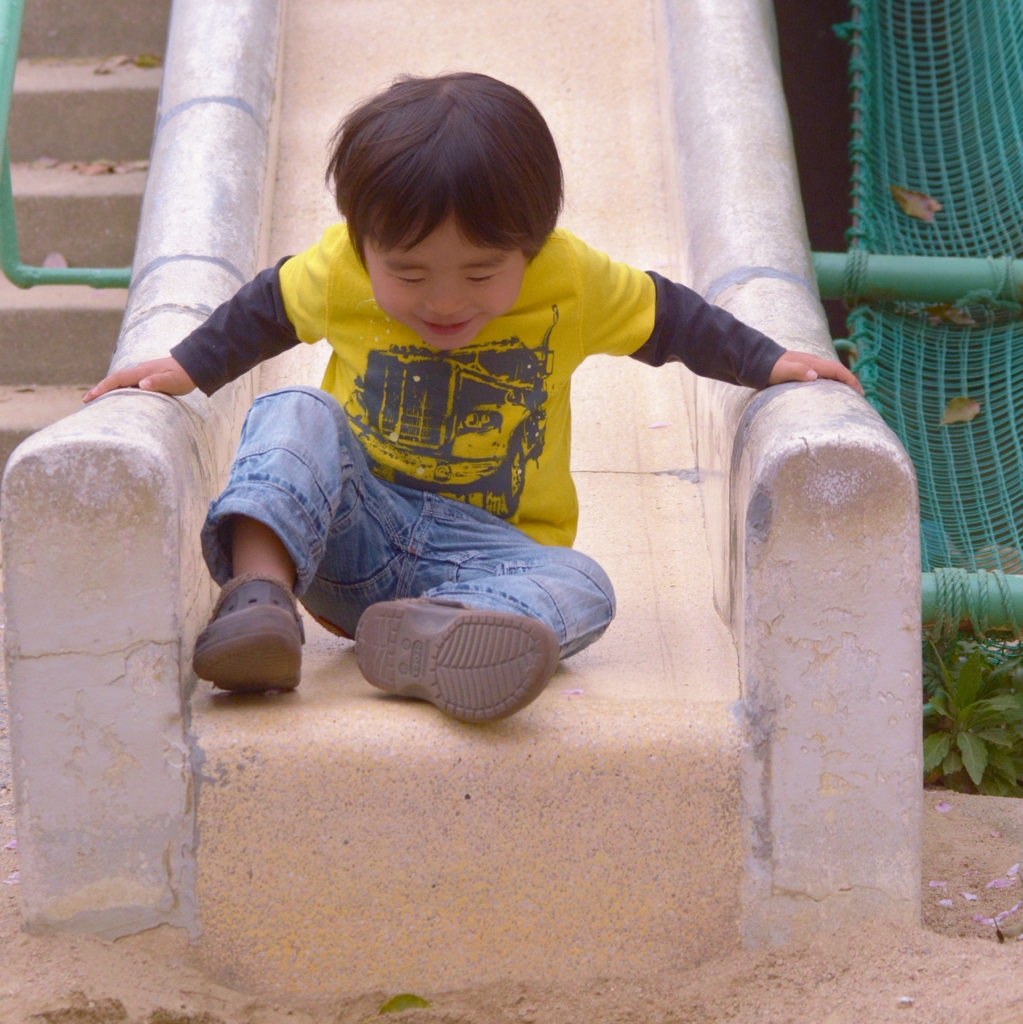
[{"x1": 83, "y1": 356, "x2": 196, "y2": 403}]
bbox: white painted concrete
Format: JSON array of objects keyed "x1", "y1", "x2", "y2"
[
  {"x1": 657, "y1": 0, "x2": 921, "y2": 942},
  {"x1": 1, "y1": 0, "x2": 284, "y2": 938},
  {"x1": 0, "y1": 0, "x2": 922, "y2": 959}
]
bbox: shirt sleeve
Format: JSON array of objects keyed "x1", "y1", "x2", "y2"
[
  {"x1": 277, "y1": 221, "x2": 347, "y2": 344},
  {"x1": 169, "y1": 256, "x2": 299, "y2": 397},
  {"x1": 572, "y1": 235, "x2": 659, "y2": 357},
  {"x1": 629, "y1": 271, "x2": 786, "y2": 390}
]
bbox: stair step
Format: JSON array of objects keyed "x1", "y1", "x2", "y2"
[
  {"x1": 9, "y1": 59, "x2": 161, "y2": 162},
  {"x1": 11, "y1": 162, "x2": 145, "y2": 266},
  {"x1": 0, "y1": 274, "x2": 124, "y2": 385},
  {"x1": 0, "y1": 384, "x2": 86, "y2": 475},
  {"x1": 19, "y1": 0, "x2": 170, "y2": 61}
]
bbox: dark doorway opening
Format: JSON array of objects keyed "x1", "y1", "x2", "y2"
[{"x1": 773, "y1": 0, "x2": 851, "y2": 340}]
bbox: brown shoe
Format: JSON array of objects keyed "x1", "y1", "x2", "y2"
[
  {"x1": 354, "y1": 599, "x2": 560, "y2": 721},
  {"x1": 193, "y1": 574, "x2": 305, "y2": 692}
]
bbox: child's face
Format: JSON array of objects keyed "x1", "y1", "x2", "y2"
[{"x1": 363, "y1": 217, "x2": 528, "y2": 351}]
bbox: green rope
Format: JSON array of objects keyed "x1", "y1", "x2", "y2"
[
  {"x1": 841, "y1": 246, "x2": 871, "y2": 306},
  {"x1": 929, "y1": 568, "x2": 1023, "y2": 641},
  {"x1": 840, "y1": 0, "x2": 1023, "y2": 582}
]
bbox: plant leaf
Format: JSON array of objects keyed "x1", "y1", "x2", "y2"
[
  {"x1": 930, "y1": 690, "x2": 950, "y2": 717},
  {"x1": 890, "y1": 185, "x2": 942, "y2": 221},
  {"x1": 988, "y1": 745, "x2": 1020, "y2": 783},
  {"x1": 380, "y1": 994, "x2": 431, "y2": 1014},
  {"x1": 973, "y1": 728, "x2": 1015, "y2": 748},
  {"x1": 958, "y1": 732, "x2": 989, "y2": 786},
  {"x1": 941, "y1": 397, "x2": 981, "y2": 426},
  {"x1": 943, "y1": 750, "x2": 963, "y2": 775},
  {"x1": 924, "y1": 732, "x2": 952, "y2": 771},
  {"x1": 956, "y1": 651, "x2": 985, "y2": 709}
]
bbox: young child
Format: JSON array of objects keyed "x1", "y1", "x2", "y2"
[{"x1": 85, "y1": 72, "x2": 861, "y2": 722}]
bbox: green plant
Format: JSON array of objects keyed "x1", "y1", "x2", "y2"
[{"x1": 923, "y1": 637, "x2": 1023, "y2": 795}]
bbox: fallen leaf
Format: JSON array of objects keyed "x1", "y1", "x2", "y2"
[
  {"x1": 941, "y1": 397, "x2": 981, "y2": 426},
  {"x1": 992, "y1": 830, "x2": 1003, "y2": 838},
  {"x1": 94, "y1": 54, "x2": 132, "y2": 75},
  {"x1": 2, "y1": 871, "x2": 18, "y2": 885},
  {"x1": 29, "y1": 156, "x2": 58, "y2": 170},
  {"x1": 890, "y1": 185, "x2": 942, "y2": 222},
  {"x1": 935, "y1": 801, "x2": 953, "y2": 812},
  {"x1": 648, "y1": 422, "x2": 670, "y2": 429},
  {"x1": 987, "y1": 878, "x2": 1014, "y2": 889},
  {"x1": 134, "y1": 53, "x2": 162, "y2": 68},
  {"x1": 380, "y1": 994, "x2": 431, "y2": 1014},
  {"x1": 939, "y1": 899, "x2": 953, "y2": 907},
  {"x1": 928, "y1": 880, "x2": 947, "y2": 888},
  {"x1": 77, "y1": 161, "x2": 116, "y2": 176},
  {"x1": 2, "y1": 839, "x2": 14, "y2": 851},
  {"x1": 924, "y1": 303, "x2": 976, "y2": 326},
  {"x1": 962, "y1": 892, "x2": 978, "y2": 900},
  {"x1": 897, "y1": 996, "x2": 914, "y2": 1007},
  {"x1": 998, "y1": 920, "x2": 1023, "y2": 941},
  {"x1": 964, "y1": 869, "x2": 979, "y2": 877},
  {"x1": 42, "y1": 252, "x2": 67, "y2": 269},
  {"x1": 561, "y1": 688, "x2": 584, "y2": 697},
  {"x1": 1008, "y1": 863, "x2": 1019, "y2": 876}
]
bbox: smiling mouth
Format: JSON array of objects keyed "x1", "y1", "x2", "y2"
[{"x1": 422, "y1": 318, "x2": 473, "y2": 336}]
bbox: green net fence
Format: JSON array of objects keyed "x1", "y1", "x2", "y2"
[{"x1": 844, "y1": 0, "x2": 1023, "y2": 573}]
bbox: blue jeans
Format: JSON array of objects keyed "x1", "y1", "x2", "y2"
[{"x1": 201, "y1": 386, "x2": 615, "y2": 658}]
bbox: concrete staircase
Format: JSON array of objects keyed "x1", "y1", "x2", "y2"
[{"x1": 0, "y1": 0, "x2": 169, "y2": 472}]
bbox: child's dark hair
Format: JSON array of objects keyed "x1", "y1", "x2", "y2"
[{"x1": 327, "y1": 73, "x2": 563, "y2": 262}]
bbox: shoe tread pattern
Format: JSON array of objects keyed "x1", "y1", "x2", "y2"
[{"x1": 355, "y1": 602, "x2": 559, "y2": 721}]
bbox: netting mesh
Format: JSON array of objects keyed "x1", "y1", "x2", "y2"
[{"x1": 846, "y1": 0, "x2": 1023, "y2": 572}]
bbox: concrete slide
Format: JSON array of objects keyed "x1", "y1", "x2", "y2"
[{"x1": 1, "y1": 0, "x2": 920, "y2": 998}]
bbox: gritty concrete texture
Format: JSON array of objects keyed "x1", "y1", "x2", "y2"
[
  {"x1": 3, "y1": 0, "x2": 920, "y2": 990},
  {"x1": 195, "y1": 357, "x2": 743, "y2": 998},
  {"x1": 0, "y1": 385, "x2": 87, "y2": 478},
  {"x1": 2, "y1": 0, "x2": 284, "y2": 938},
  {"x1": 19, "y1": 0, "x2": 170, "y2": 60},
  {"x1": 656, "y1": 0, "x2": 921, "y2": 943},
  {"x1": 194, "y1": 624, "x2": 741, "y2": 997},
  {"x1": 10, "y1": 163, "x2": 145, "y2": 267},
  {"x1": 9, "y1": 60, "x2": 161, "y2": 162},
  {"x1": 0, "y1": 274, "x2": 124, "y2": 386},
  {"x1": 189, "y1": 0, "x2": 746, "y2": 996}
]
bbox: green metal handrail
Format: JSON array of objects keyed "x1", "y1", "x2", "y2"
[
  {"x1": 922, "y1": 571, "x2": 1023, "y2": 634},
  {"x1": 814, "y1": 250, "x2": 1023, "y2": 305},
  {"x1": 0, "y1": 0, "x2": 129, "y2": 287}
]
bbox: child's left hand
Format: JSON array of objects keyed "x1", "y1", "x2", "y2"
[{"x1": 768, "y1": 349, "x2": 864, "y2": 395}]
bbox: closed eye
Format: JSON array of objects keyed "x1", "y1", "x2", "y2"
[{"x1": 468, "y1": 274, "x2": 496, "y2": 283}]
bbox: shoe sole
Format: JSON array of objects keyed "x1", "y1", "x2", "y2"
[
  {"x1": 355, "y1": 601, "x2": 560, "y2": 721},
  {"x1": 193, "y1": 604, "x2": 302, "y2": 692}
]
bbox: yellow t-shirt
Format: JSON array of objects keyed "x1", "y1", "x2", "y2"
[{"x1": 278, "y1": 224, "x2": 655, "y2": 548}]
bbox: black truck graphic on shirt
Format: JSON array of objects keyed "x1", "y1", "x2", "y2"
[{"x1": 347, "y1": 308, "x2": 558, "y2": 518}]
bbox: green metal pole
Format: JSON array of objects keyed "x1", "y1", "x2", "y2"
[
  {"x1": 0, "y1": 0, "x2": 130, "y2": 288},
  {"x1": 814, "y1": 251, "x2": 1023, "y2": 304},
  {"x1": 921, "y1": 571, "x2": 1023, "y2": 632}
]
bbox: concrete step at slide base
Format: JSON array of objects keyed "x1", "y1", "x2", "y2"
[
  {"x1": 11, "y1": 163, "x2": 145, "y2": 267},
  {"x1": 20, "y1": 0, "x2": 170, "y2": 60},
  {"x1": 192, "y1": 618, "x2": 742, "y2": 1000},
  {"x1": 0, "y1": 276, "x2": 125, "y2": 385},
  {"x1": 10, "y1": 60, "x2": 161, "y2": 163},
  {"x1": 0, "y1": 384, "x2": 87, "y2": 475}
]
